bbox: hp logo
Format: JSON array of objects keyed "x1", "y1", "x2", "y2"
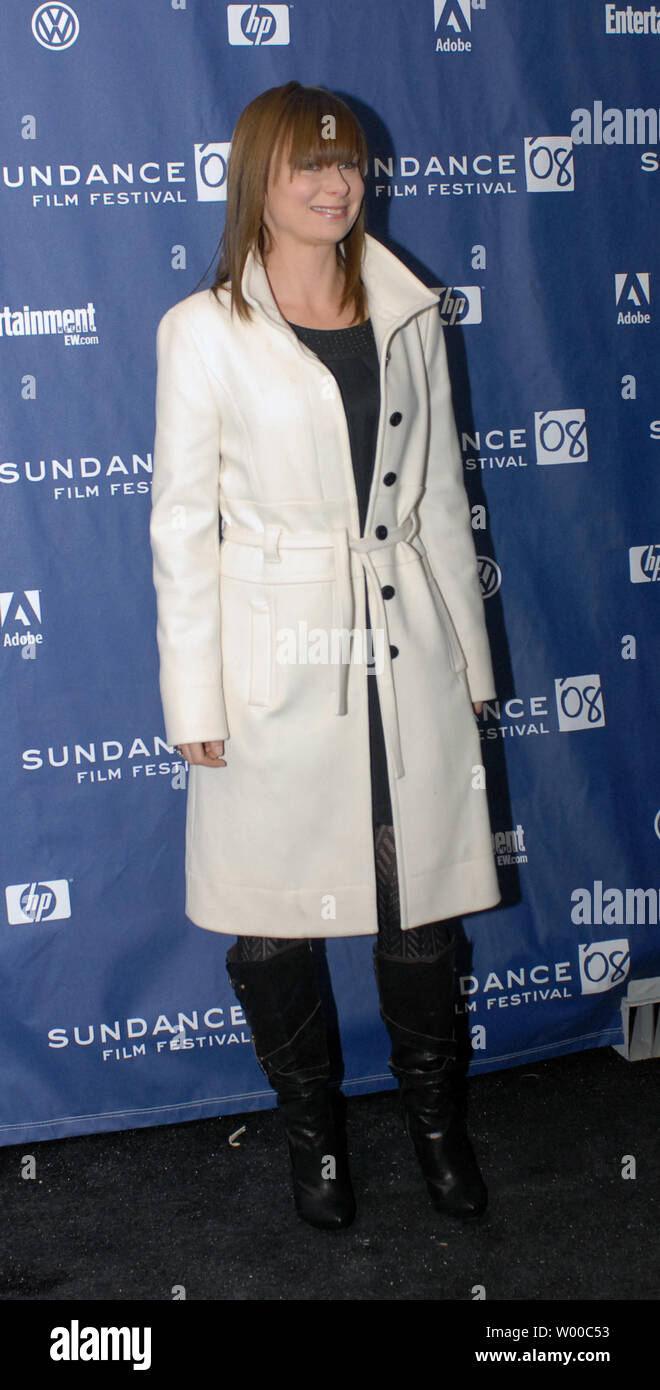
[
  {"x1": 227, "y1": 4, "x2": 290, "y2": 46},
  {"x1": 5, "y1": 879, "x2": 71, "y2": 924}
]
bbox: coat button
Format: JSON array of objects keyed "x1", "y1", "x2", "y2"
[
  {"x1": 383, "y1": 472, "x2": 397, "y2": 486},
  {"x1": 375, "y1": 524, "x2": 388, "y2": 540},
  {"x1": 381, "y1": 585, "x2": 395, "y2": 599},
  {"x1": 389, "y1": 411, "x2": 402, "y2": 426},
  {"x1": 389, "y1": 645, "x2": 399, "y2": 658}
]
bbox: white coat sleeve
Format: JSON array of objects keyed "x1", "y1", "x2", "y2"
[
  {"x1": 149, "y1": 304, "x2": 230, "y2": 747},
  {"x1": 416, "y1": 304, "x2": 497, "y2": 703}
]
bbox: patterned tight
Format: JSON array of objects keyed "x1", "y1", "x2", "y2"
[{"x1": 232, "y1": 824, "x2": 454, "y2": 961}]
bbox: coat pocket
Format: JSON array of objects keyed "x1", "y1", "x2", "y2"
[
  {"x1": 413, "y1": 547, "x2": 467, "y2": 674},
  {"x1": 248, "y1": 598, "x2": 272, "y2": 706},
  {"x1": 433, "y1": 582, "x2": 468, "y2": 674}
]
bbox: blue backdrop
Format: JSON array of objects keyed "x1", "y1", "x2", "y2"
[{"x1": 1, "y1": 0, "x2": 659, "y2": 1145}]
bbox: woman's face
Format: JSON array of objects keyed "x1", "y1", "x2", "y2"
[{"x1": 262, "y1": 139, "x2": 364, "y2": 253}]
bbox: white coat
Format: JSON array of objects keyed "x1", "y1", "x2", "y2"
[{"x1": 150, "y1": 232, "x2": 501, "y2": 937}]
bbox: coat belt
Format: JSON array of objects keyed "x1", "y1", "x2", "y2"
[{"x1": 221, "y1": 514, "x2": 420, "y2": 779}]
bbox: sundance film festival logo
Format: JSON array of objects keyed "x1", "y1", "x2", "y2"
[
  {"x1": 524, "y1": 137, "x2": 575, "y2": 192},
  {"x1": 458, "y1": 957, "x2": 574, "y2": 1011},
  {"x1": 5, "y1": 880, "x2": 71, "y2": 924},
  {"x1": 1, "y1": 589, "x2": 43, "y2": 649},
  {"x1": 0, "y1": 449, "x2": 152, "y2": 502},
  {"x1": 194, "y1": 144, "x2": 230, "y2": 201},
  {"x1": 578, "y1": 940, "x2": 630, "y2": 995},
  {"x1": 434, "y1": 285, "x2": 482, "y2": 325},
  {"x1": 227, "y1": 4, "x2": 290, "y2": 45},
  {"x1": 462, "y1": 421, "x2": 529, "y2": 472},
  {"x1": 629, "y1": 544, "x2": 660, "y2": 582},
  {"x1": 1, "y1": 160, "x2": 187, "y2": 212},
  {"x1": 615, "y1": 272, "x2": 651, "y2": 324},
  {"x1": 31, "y1": 3, "x2": 79, "y2": 50},
  {"x1": 534, "y1": 409, "x2": 588, "y2": 465},
  {"x1": 555, "y1": 675, "x2": 605, "y2": 731},
  {"x1": 21, "y1": 734, "x2": 185, "y2": 787}
]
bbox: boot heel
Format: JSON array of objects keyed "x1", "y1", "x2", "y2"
[
  {"x1": 279, "y1": 1083, "x2": 356, "y2": 1230},
  {"x1": 400, "y1": 1084, "x2": 488, "y2": 1217},
  {"x1": 374, "y1": 947, "x2": 488, "y2": 1219},
  {"x1": 226, "y1": 942, "x2": 356, "y2": 1230}
]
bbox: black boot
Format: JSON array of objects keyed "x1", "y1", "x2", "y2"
[
  {"x1": 373, "y1": 942, "x2": 487, "y2": 1218},
  {"x1": 226, "y1": 940, "x2": 356, "y2": 1231}
]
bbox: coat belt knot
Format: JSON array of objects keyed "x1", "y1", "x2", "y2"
[{"x1": 221, "y1": 514, "x2": 421, "y2": 780}]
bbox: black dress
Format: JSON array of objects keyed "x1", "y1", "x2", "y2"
[{"x1": 286, "y1": 317, "x2": 393, "y2": 830}]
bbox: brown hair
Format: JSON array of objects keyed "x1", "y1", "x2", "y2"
[{"x1": 212, "y1": 82, "x2": 369, "y2": 324}]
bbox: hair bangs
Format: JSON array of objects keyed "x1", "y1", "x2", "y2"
[{"x1": 273, "y1": 91, "x2": 368, "y2": 180}]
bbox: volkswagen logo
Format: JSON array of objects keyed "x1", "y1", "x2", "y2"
[
  {"x1": 477, "y1": 556, "x2": 502, "y2": 599},
  {"x1": 31, "y1": 4, "x2": 79, "y2": 50}
]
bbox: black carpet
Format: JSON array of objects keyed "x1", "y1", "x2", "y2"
[{"x1": 1, "y1": 1044, "x2": 658, "y2": 1310}]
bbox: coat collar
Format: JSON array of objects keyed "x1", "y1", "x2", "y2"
[{"x1": 240, "y1": 231, "x2": 440, "y2": 360}]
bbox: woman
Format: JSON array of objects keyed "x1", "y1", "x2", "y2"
[{"x1": 150, "y1": 81, "x2": 501, "y2": 1231}]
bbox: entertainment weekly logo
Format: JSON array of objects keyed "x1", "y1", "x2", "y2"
[
  {"x1": 604, "y1": 4, "x2": 660, "y2": 35},
  {"x1": 492, "y1": 824, "x2": 528, "y2": 866},
  {"x1": 0, "y1": 302, "x2": 98, "y2": 346}
]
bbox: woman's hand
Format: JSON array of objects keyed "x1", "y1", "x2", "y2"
[
  {"x1": 175, "y1": 741, "x2": 226, "y2": 767},
  {"x1": 472, "y1": 702, "x2": 483, "y2": 716}
]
